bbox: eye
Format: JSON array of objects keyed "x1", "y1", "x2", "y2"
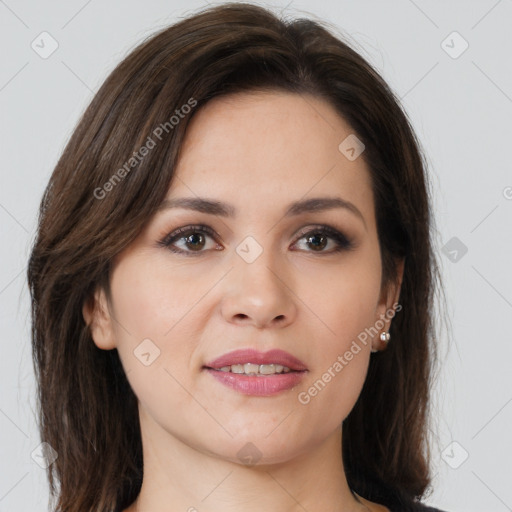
[
  {"x1": 158, "y1": 224, "x2": 354, "y2": 256},
  {"x1": 291, "y1": 225, "x2": 354, "y2": 254},
  {"x1": 159, "y1": 224, "x2": 221, "y2": 256}
]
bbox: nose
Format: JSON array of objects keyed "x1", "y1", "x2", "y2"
[{"x1": 220, "y1": 248, "x2": 297, "y2": 330}]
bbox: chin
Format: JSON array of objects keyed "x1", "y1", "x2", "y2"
[{"x1": 202, "y1": 435, "x2": 311, "y2": 468}]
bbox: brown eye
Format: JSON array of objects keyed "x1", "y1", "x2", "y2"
[
  {"x1": 160, "y1": 225, "x2": 220, "y2": 256},
  {"x1": 180, "y1": 232, "x2": 206, "y2": 251},
  {"x1": 305, "y1": 232, "x2": 328, "y2": 251},
  {"x1": 292, "y1": 226, "x2": 354, "y2": 254}
]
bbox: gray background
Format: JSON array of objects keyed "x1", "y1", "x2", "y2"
[{"x1": 1, "y1": 1, "x2": 511, "y2": 511}]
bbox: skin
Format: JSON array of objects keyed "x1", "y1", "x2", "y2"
[{"x1": 83, "y1": 91, "x2": 403, "y2": 512}]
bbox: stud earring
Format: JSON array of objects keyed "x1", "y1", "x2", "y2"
[
  {"x1": 371, "y1": 331, "x2": 391, "y2": 353},
  {"x1": 380, "y1": 331, "x2": 390, "y2": 343}
]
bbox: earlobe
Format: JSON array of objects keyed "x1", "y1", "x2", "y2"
[{"x1": 82, "y1": 287, "x2": 117, "y2": 350}]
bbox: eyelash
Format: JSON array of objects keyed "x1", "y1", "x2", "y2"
[{"x1": 158, "y1": 224, "x2": 355, "y2": 256}]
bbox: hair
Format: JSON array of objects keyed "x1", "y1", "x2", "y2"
[{"x1": 27, "y1": 2, "x2": 447, "y2": 511}]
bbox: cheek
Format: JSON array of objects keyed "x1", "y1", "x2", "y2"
[
  {"x1": 109, "y1": 252, "x2": 212, "y2": 341},
  {"x1": 107, "y1": 256, "x2": 197, "y2": 380},
  {"x1": 107, "y1": 263, "x2": 195, "y2": 419},
  {"x1": 296, "y1": 247, "x2": 382, "y2": 350},
  {"x1": 296, "y1": 304, "x2": 373, "y2": 434},
  {"x1": 293, "y1": 247, "x2": 381, "y2": 420}
]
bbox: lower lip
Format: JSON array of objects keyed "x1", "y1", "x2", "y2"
[{"x1": 204, "y1": 368, "x2": 307, "y2": 396}]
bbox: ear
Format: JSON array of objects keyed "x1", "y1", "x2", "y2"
[
  {"x1": 372, "y1": 257, "x2": 405, "y2": 351},
  {"x1": 82, "y1": 287, "x2": 117, "y2": 350}
]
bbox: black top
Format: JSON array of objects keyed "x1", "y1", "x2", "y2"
[
  {"x1": 398, "y1": 502, "x2": 446, "y2": 512},
  {"x1": 402, "y1": 504, "x2": 446, "y2": 512}
]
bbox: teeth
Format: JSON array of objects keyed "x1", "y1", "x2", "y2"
[
  {"x1": 215, "y1": 363, "x2": 292, "y2": 375},
  {"x1": 245, "y1": 363, "x2": 261, "y2": 374}
]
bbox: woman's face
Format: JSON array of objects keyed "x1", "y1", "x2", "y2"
[{"x1": 85, "y1": 91, "x2": 402, "y2": 465}]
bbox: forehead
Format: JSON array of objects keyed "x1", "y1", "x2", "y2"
[{"x1": 169, "y1": 91, "x2": 375, "y2": 226}]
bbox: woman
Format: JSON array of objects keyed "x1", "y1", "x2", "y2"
[{"x1": 27, "y1": 3, "x2": 448, "y2": 511}]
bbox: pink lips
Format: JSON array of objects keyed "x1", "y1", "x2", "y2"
[
  {"x1": 203, "y1": 349, "x2": 308, "y2": 396},
  {"x1": 205, "y1": 348, "x2": 307, "y2": 371}
]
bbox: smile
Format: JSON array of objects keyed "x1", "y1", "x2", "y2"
[
  {"x1": 212, "y1": 363, "x2": 293, "y2": 375},
  {"x1": 203, "y1": 348, "x2": 308, "y2": 395}
]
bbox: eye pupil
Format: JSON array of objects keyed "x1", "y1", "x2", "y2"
[
  {"x1": 186, "y1": 233, "x2": 205, "y2": 250},
  {"x1": 307, "y1": 234, "x2": 327, "y2": 251}
]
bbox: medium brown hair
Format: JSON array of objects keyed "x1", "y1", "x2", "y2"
[{"x1": 27, "y1": 3, "x2": 446, "y2": 511}]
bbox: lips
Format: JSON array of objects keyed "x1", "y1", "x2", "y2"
[
  {"x1": 204, "y1": 348, "x2": 307, "y2": 371},
  {"x1": 203, "y1": 348, "x2": 308, "y2": 396}
]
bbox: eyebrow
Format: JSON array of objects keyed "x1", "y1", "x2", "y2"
[{"x1": 157, "y1": 196, "x2": 367, "y2": 230}]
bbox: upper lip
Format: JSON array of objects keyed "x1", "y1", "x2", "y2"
[{"x1": 204, "y1": 349, "x2": 307, "y2": 371}]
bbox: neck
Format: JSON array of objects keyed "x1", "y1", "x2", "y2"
[{"x1": 126, "y1": 407, "x2": 369, "y2": 512}]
